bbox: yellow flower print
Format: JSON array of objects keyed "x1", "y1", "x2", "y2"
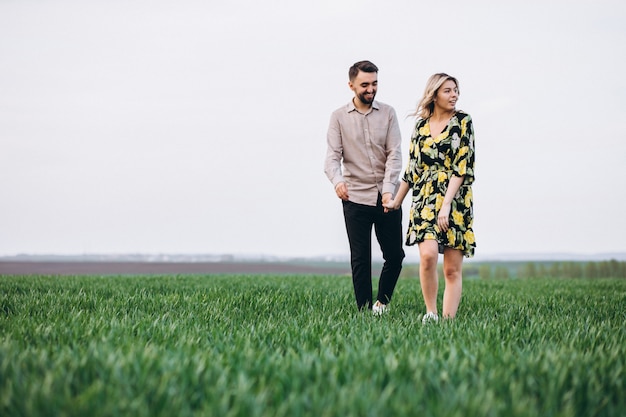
[
  {"x1": 457, "y1": 159, "x2": 467, "y2": 175},
  {"x1": 444, "y1": 157, "x2": 451, "y2": 169},
  {"x1": 457, "y1": 146, "x2": 468, "y2": 157},
  {"x1": 420, "y1": 181, "x2": 433, "y2": 197},
  {"x1": 419, "y1": 124, "x2": 430, "y2": 137},
  {"x1": 435, "y1": 194, "x2": 444, "y2": 211},
  {"x1": 417, "y1": 222, "x2": 428, "y2": 231},
  {"x1": 420, "y1": 206, "x2": 435, "y2": 221},
  {"x1": 434, "y1": 130, "x2": 449, "y2": 143},
  {"x1": 461, "y1": 118, "x2": 468, "y2": 137},
  {"x1": 437, "y1": 172, "x2": 448, "y2": 183},
  {"x1": 464, "y1": 189, "x2": 473, "y2": 207},
  {"x1": 447, "y1": 229, "x2": 456, "y2": 245},
  {"x1": 421, "y1": 137, "x2": 434, "y2": 153},
  {"x1": 424, "y1": 232, "x2": 437, "y2": 240},
  {"x1": 464, "y1": 230, "x2": 475, "y2": 244},
  {"x1": 452, "y1": 210, "x2": 464, "y2": 225}
]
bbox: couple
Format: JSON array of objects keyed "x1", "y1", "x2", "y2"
[{"x1": 324, "y1": 60, "x2": 476, "y2": 323}]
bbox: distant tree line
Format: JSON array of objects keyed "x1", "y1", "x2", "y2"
[
  {"x1": 399, "y1": 260, "x2": 626, "y2": 280},
  {"x1": 480, "y1": 260, "x2": 626, "y2": 279},
  {"x1": 514, "y1": 260, "x2": 626, "y2": 279}
]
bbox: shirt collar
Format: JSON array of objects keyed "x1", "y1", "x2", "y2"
[{"x1": 347, "y1": 99, "x2": 379, "y2": 113}]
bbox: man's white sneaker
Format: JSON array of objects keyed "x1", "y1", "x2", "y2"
[
  {"x1": 422, "y1": 311, "x2": 439, "y2": 324},
  {"x1": 372, "y1": 302, "x2": 388, "y2": 316}
]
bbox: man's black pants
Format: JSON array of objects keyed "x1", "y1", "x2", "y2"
[{"x1": 342, "y1": 196, "x2": 405, "y2": 310}]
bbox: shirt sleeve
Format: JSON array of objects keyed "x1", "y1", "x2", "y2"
[
  {"x1": 382, "y1": 108, "x2": 402, "y2": 195},
  {"x1": 452, "y1": 113, "x2": 475, "y2": 185},
  {"x1": 324, "y1": 111, "x2": 344, "y2": 187}
]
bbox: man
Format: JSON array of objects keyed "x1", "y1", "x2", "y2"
[{"x1": 324, "y1": 60, "x2": 405, "y2": 314}]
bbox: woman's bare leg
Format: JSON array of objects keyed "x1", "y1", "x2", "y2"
[
  {"x1": 442, "y1": 248, "x2": 464, "y2": 318},
  {"x1": 418, "y1": 240, "x2": 440, "y2": 315}
]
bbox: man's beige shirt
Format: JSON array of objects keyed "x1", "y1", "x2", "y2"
[{"x1": 324, "y1": 100, "x2": 403, "y2": 206}]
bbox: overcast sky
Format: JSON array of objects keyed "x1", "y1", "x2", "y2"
[{"x1": 1, "y1": 0, "x2": 625, "y2": 260}]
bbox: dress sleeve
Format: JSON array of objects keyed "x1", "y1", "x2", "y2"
[
  {"x1": 451, "y1": 113, "x2": 475, "y2": 185},
  {"x1": 402, "y1": 119, "x2": 424, "y2": 188},
  {"x1": 402, "y1": 153, "x2": 414, "y2": 188}
]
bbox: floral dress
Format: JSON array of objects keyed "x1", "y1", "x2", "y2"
[{"x1": 402, "y1": 111, "x2": 476, "y2": 257}]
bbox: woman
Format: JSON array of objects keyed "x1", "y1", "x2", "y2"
[{"x1": 385, "y1": 73, "x2": 476, "y2": 323}]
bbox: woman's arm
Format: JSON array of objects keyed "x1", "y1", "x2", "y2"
[
  {"x1": 384, "y1": 180, "x2": 410, "y2": 211},
  {"x1": 437, "y1": 175, "x2": 464, "y2": 232}
]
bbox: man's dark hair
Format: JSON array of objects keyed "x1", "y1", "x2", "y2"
[{"x1": 349, "y1": 60, "x2": 378, "y2": 82}]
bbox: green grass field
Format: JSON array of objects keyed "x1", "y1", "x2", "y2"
[{"x1": 0, "y1": 275, "x2": 624, "y2": 417}]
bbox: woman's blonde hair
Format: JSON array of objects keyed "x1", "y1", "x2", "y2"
[{"x1": 412, "y1": 73, "x2": 459, "y2": 119}]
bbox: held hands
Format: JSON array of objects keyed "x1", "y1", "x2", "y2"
[
  {"x1": 383, "y1": 181, "x2": 409, "y2": 213},
  {"x1": 383, "y1": 194, "x2": 400, "y2": 213},
  {"x1": 335, "y1": 185, "x2": 402, "y2": 213}
]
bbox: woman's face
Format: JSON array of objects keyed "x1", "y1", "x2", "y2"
[{"x1": 434, "y1": 79, "x2": 458, "y2": 113}]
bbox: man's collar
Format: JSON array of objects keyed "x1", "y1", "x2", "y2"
[{"x1": 347, "y1": 100, "x2": 379, "y2": 113}]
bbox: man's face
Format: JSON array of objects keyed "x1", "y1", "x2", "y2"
[{"x1": 349, "y1": 70, "x2": 377, "y2": 105}]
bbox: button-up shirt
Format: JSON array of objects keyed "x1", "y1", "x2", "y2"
[{"x1": 324, "y1": 100, "x2": 403, "y2": 206}]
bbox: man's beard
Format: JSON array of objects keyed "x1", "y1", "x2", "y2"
[{"x1": 357, "y1": 92, "x2": 375, "y2": 105}]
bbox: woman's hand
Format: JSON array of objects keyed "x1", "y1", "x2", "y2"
[
  {"x1": 438, "y1": 176, "x2": 464, "y2": 233},
  {"x1": 437, "y1": 203, "x2": 451, "y2": 232},
  {"x1": 383, "y1": 181, "x2": 409, "y2": 213},
  {"x1": 383, "y1": 199, "x2": 399, "y2": 212}
]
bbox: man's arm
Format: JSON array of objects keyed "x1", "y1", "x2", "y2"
[
  {"x1": 382, "y1": 108, "x2": 403, "y2": 199},
  {"x1": 324, "y1": 112, "x2": 348, "y2": 200}
]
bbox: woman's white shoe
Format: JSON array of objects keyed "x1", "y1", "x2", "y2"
[{"x1": 422, "y1": 311, "x2": 439, "y2": 324}]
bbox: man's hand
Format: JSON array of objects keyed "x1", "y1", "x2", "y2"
[
  {"x1": 382, "y1": 192, "x2": 392, "y2": 213},
  {"x1": 335, "y1": 182, "x2": 349, "y2": 201}
]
